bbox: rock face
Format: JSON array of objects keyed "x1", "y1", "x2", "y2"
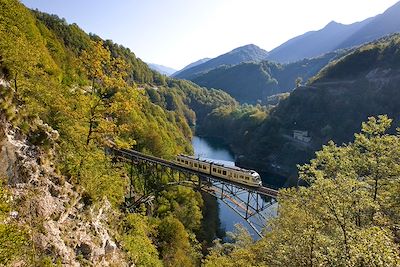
[
  {"x1": 0, "y1": 81, "x2": 128, "y2": 266},
  {"x1": 0, "y1": 128, "x2": 18, "y2": 180}
]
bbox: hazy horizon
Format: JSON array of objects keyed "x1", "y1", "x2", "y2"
[{"x1": 22, "y1": 0, "x2": 399, "y2": 70}]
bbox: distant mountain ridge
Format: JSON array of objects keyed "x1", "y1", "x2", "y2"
[
  {"x1": 173, "y1": 44, "x2": 268, "y2": 80},
  {"x1": 266, "y1": 20, "x2": 371, "y2": 63},
  {"x1": 180, "y1": 1, "x2": 400, "y2": 104},
  {"x1": 198, "y1": 34, "x2": 400, "y2": 179},
  {"x1": 191, "y1": 52, "x2": 341, "y2": 103},
  {"x1": 337, "y1": 1, "x2": 400, "y2": 49},
  {"x1": 148, "y1": 63, "x2": 177, "y2": 76},
  {"x1": 172, "y1": 58, "x2": 210, "y2": 77},
  {"x1": 266, "y1": 1, "x2": 400, "y2": 63}
]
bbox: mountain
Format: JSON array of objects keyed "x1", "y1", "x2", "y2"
[
  {"x1": 148, "y1": 63, "x2": 177, "y2": 76},
  {"x1": 338, "y1": 1, "x2": 400, "y2": 48},
  {"x1": 191, "y1": 52, "x2": 341, "y2": 103},
  {"x1": 173, "y1": 44, "x2": 268, "y2": 80},
  {"x1": 0, "y1": 1, "x2": 237, "y2": 265},
  {"x1": 266, "y1": 1, "x2": 400, "y2": 63},
  {"x1": 266, "y1": 20, "x2": 372, "y2": 63},
  {"x1": 198, "y1": 34, "x2": 400, "y2": 179},
  {"x1": 172, "y1": 58, "x2": 210, "y2": 76}
]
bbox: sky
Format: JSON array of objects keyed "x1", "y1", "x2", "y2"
[{"x1": 22, "y1": 0, "x2": 399, "y2": 70}]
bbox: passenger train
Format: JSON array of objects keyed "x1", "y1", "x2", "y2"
[{"x1": 175, "y1": 154, "x2": 262, "y2": 187}]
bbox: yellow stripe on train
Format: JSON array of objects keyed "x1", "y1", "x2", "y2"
[{"x1": 175, "y1": 154, "x2": 262, "y2": 187}]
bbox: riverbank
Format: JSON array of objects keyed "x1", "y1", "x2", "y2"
[
  {"x1": 192, "y1": 135, "x2": 278, "y2": 239},
  {"x1": 194, "y1": 134, "x2": 290, "y2": 188}
]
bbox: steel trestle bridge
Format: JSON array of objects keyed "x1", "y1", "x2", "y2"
[{"x1": 110, "y1": 147, "x2": 279, "y2": 237}]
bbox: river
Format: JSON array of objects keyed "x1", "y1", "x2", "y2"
[{"x1": 192, "y1": 136, "x2": 280, "y2": 239}]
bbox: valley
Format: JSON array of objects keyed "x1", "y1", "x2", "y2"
[{"x1": 1, "y1": 0, "x2": 400, "y2": 266}]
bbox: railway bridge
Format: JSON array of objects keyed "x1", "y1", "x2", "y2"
[{"x1": 110, "y1": 147, "x2": 279, "y2": 237}]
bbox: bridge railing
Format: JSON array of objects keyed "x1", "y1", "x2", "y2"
[
  {"x1": 110, "y1": 147, "x2": 279, "y2": 198},
  {"x1": 109, "y1": 146, "x2": 280, "y2": 237}
]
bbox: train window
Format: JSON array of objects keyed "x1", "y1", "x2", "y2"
[
  {"x1": 218, "y1": 170, "x2": 221, "y2": 174},
  {"x1": 240, "y1": 175, "x2": 244, "y2": 179},
  {"x1": 245, "y1": 177, "x2": 249, "y2": 180},
  {"x1": 185, "y1": 161, "x2": 188, "y2": 164},
  {"x1": 222, "y1": 171, "x2": 226, "y2": 175},
  {"x1": 194, "y1": 163, "x2": 197, "y2": 167},
  {"x1": 213, "y1": 168, "x2": 216, "y2": 172}
]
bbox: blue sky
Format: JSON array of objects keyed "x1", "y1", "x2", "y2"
[{"x1": 22, "y1": 0, "x2": 399, "y2": 70}]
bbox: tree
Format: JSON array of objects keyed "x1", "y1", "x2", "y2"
[
  {"x1": 54, "y1": 40, "x2": 134, "y2": 204},
  {"x1": 120, "y1": 214, "x2": 162, "y2": 267},
  {"x1": 0, "y1": 180, "x2": 32, "y2": 265},
  {"x1": 204, "y1": 225, "x2": 257, "y2": 267},
  {"x1": 155, "y1": 186, "x2": 204, "y2": 232},
  {"x1": 256, "y1": 115, "x2": 400, "y2": 266},
  {"x1": 295, "y1": 76, "x2": 303, "y2": 88},
  {"x1": 79, "y1": 40, "x2": 130, "y2": 147},
  {"x1": 205, "y1": 116, "x2": 400, "y2": 266},
  {"x1": 157, "y1": 216, "x2": 200, "y2": 267}
]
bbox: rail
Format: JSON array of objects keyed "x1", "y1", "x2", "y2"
[{"x1": 110, "y1": 147, "x2": 279, "y2": 198}]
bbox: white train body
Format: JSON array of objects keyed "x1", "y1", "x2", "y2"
[{"x1": 175, "y1": 155, "x2": 262, "y2": 187}]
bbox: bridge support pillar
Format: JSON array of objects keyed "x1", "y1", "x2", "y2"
[
  {"x1": 110, "y1": 147, "x2": 278, "y2": 238},
  {"x1": 245, "y1": 191, "x2": 251, "y2": 219}
]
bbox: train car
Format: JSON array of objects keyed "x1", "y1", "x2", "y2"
[
  {"x1": 175, "y1": 154, "x2": 262, "y2": 187},
  {"x1": 175, "y1": 154, "x2": 211, "y2": 174},
  {"x1": 210, "y1": 163, "x2": 261, "y2": 187}
]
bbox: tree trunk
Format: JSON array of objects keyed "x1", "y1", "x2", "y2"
[
  {"x1": 373, "y1": 178, "x2": 378, "y2": 201},
  {"x1": 14, "y1": 73, "x2": 18, "y2": 95}
]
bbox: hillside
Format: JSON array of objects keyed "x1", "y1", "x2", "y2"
[
  {"x1": 338, "y1": 1, "x2": 400, "y2": 49},
  {"x1": 0, "y1": 1, "x2": 235, "y2": 265},
  {"x1": 266, "y1": 20, "x2": 370, "y2": 63},
  {"x1": 191, "y1": 52, "x2": 341, "y2": 103},
  {"x1": 172, "y1": 57, "x2": 210, "y2": 76},
  {"x1": 173, "y1": 44, "x2": 268, "y2": 80},
  {"x1": 148, "y1": 63, "x2": 177, "y2": 76},
  {"x1": 1, "y1": 1, "x2": 400, "y2": 266},
  {"x1": 198, "y1": 34, "x2": 400, "y2": 179},
  {"x1": 266, "y1": 1, "x2": 400, "y2": 63}
]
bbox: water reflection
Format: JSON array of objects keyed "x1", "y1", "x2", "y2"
[
  {"x1": 192, "y1": 136, "x2": 267, "y2": 239},
  {"x1": 192, "y1": 136, "x2": 235, "y2": 161}
]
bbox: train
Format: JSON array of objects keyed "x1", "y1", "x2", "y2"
[{"x1": 175, "y1": 154, "x2": 262, "y2": 187}]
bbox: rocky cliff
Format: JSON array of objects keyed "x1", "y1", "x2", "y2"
[{"x1": 0, "y1": 79, "x2": 128, "y2": 266}]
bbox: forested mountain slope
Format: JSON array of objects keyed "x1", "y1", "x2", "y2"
[
  {"x1": 266, "y1": 20, "x2": 370, "y2": 63},
  {"x1": 173, "y1": 44, "x2": 268, "y2": 80},
  {"x1": 338, "y1": 1, "x2": 400, "y2": 49},
  {"x1": 1, "y1": 1, "x2": 399, "y2": 266},
  {"x1": 172, "y1": 57, "x2": 210, "y2": 77},
  {"x1": 0, "y1": 1, "x2": 235, "y2": 265},
  {"x1": 191, "y1": 51, "x2": 341, "y2": 103},
  {"x1": 204, "y1": 115, "x2": 400, "y2": 266},
  {"x1": 198, "y1": 34, "x2": 400, "y2": 178},
  {"x1": 266, "y1": 1, "x2": 400, "y2": 63}
]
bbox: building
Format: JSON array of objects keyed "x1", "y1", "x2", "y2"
[{"x1": 293, "y1": 130, "x2": 311, "y2": 143}]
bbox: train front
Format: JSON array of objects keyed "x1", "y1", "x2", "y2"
[{"x1": 251, "y1": 171, "x2": 262, "y2": 186}]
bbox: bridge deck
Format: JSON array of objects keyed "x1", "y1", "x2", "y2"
[{"x1": 110, "y1": 148, "x2": 278, "y2": 198}]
